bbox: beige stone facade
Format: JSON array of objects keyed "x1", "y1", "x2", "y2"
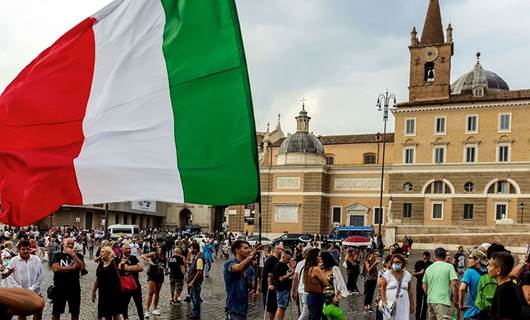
[{"x1": 228, "y1": 0, "x2": 530, "y2": 247}]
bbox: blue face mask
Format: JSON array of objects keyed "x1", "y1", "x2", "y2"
[{"x1": 392, "y1": 263, "x2": 402, "y2": 271}]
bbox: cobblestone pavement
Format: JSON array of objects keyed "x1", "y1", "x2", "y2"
[{"x1": 40, "y1": 252, "x2": 422, "y2": 319}]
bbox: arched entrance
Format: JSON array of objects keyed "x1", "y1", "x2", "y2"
[{"x1": 179, "y1": 209, "x2": 192, "y2": 228}]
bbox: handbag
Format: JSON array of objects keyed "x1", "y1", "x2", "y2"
[
  {"x1": 47, "y1": 285, "x2": 56, "y2": 301},
  {"x1": 114, "y1": 260, "x2": 138, "y2": 293}
]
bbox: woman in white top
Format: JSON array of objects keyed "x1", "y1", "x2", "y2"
[{"x1": 380, "y1": 254, "x2": 415, "y2": 320}]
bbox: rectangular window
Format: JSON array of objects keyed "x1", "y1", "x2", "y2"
[
  {"x1": 497, "y1": 144, "x2": 510, "y2": 162},
  {"x1": 499, "y1": 113, "x2": 511, "y2": 132},
  {"x1": 466, "y1": 115, "x2": 478, "y2": 133},
  {"x1": 405, "y1": 118, "x2": 416, "y2": 136},
  {"x1": 404, "y1": 147, "x2": 415, "y2": 164},
  {"x1": 374, "y1": 207, "x2": 383, "y2": 225},
  {"x1": 465, "y1": 145, "x2": 476, "y2": 163},
  {"x1": 332, "y1": 207, "x2": 341, "y2": 224},
  {"x1": 326, "y1": 156, "x2": 334, "y2": 165},
  {"x1": 432, "y1": 203, "x2": 443, "y2": 220},
  {"x1": 434, "y1": 146, "x2": 445, "y2": 164},
  {"x1": 364, "y1": 153, "x2": 376, "y2": 164},
  {"x1": 435, "y1": 116, "x2": 446, "y2": 134},
  {"x1": 495, "y1": 203, "x2": 507, "y2": 220},
  {"x1": 464, "y1": 204, "x2": 474, "y2": 220},
  {"x1": 403, "y1": 203, "x2": 412, "y2": 218}
]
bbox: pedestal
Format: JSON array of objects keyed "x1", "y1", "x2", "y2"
[{"x1": 384, "y1": 225, "x2": 396, "y2": 247}]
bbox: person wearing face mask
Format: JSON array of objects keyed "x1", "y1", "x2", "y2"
[{"x1": 379, "y1": 254, "x2": 415, "y2": 320}]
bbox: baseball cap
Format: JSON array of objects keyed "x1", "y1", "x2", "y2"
[{"x1": 470, "y1": 249, "x2": 488, "y2": 266}]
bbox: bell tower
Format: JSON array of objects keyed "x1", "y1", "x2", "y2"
[{"x1": 408, "y1": 0, "x2": 454, "y2": 102}]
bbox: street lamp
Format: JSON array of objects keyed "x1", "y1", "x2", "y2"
[
  {"x1": 376, "y1": 90, "x2": 396, "y2": 249},
  {"x1": 519, "y1": 201, "x2": 524, "y2": 223}
]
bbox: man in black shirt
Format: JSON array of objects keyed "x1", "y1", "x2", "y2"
[
  {"x1": 51, "y1": 238, "x2": 85, "y2": 320},
  {"x1": 272, "y1": 251, "x2": 293, "y2": 320},
  {"x1": 261, "y1": 245, "x2": 284, "y2": 320},
  {"x1": 488, "y1": 251, "x2": 520, "y2": 320},
  {"x1": 120, "y1": 243, "x2": 145, "y2": 320},
  {"x1": 413, "y1": 251, "x2": 432, "y2": 320},
  {"x1": 168, "y1": 248, "x2": 186, "y2": 304}
]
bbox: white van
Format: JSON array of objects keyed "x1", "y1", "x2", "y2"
[{"x1": 108, "y1": 224, "x2": 140, "y2": 239}]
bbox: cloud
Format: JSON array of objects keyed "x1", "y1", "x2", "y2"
[{"x1": 1, "y1": 0, "x2": 529, "y2": 136}]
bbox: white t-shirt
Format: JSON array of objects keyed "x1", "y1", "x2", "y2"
[{"x1": 295, "y1": 259, "x2": 306, "y2": 294}]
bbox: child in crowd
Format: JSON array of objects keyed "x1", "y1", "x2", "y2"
[{"x1": 487, "y1": 251, "x2": 520, "y2": 320}]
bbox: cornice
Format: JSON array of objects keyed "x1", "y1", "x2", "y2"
[{"x1": 393, "y1": 100, "x2": 530, "y2": 113}]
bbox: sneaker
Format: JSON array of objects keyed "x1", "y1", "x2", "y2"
[
  {"x1": 170, "y1": 300, "x2": 177, "y2": 306},
  {"x1": 145, "y1": 311, "x2": 151, "y2": 318},
  {"x1": 152, "y1": 309, "x2": 161, "y2": 316}
]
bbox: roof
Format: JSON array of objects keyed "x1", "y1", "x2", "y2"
[
  {"x1": 420, "y1": 0, "x2": 445, "y2": 45},
  {"x1": 278, "y1": 131, "x2": 324, "y2": 155},
  {"x1": 451, "y1": 56, "x2": 509, "y2": 95},
  {"x1": 270, "y1": 133, "x2": 395, "y2": 147},
  {"x1": 319, "y1": 133, "x2": 394, "y2": 145},
  {"x1": 396, "y1": 89, "x2": 530, "y2": 108}
]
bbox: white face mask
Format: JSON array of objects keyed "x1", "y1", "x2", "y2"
[{"x1": 392, "y1": 263, "x2": 402, "y2": 271}]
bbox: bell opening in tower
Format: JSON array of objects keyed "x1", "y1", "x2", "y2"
[{"x1": 424, "y1": 62, "x2": 435, "y2": 82}]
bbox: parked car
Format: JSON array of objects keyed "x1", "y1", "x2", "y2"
[
  {"x1": 273, "y1": 233, "x2": 312, "y2": 249},
  {"x1": 247, "y1": 236, "x2": 272, "y2": 246}
]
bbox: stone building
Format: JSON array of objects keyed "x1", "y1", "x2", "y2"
[
  {"x1": 42, "y1": 202, "x2": 214, "y2": 231},
  {"x1": 228, "y1": 0, "x2": 530, "y2": 247}
]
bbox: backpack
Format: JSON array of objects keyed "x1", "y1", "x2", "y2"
[{"x1": 474, "y1": 273, "x2": 497, "y2": 311}]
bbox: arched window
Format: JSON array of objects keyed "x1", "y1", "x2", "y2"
[
  {"x1": 363, "y1": 153, "x2": 377, "y2": 164},
  {"x1": 487, "y1": 180, "x2": 516, "y2": 194},
  {"x1": 425, "y1": 62, "x2": 435, "y2": 81},
  {"x1": 425, "y1": 180, "x2": 452, "y2": 194}
]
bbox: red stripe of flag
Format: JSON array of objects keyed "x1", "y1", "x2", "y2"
[{"x1": 0, "y1": 18, "x2": 96, "y2": 226}]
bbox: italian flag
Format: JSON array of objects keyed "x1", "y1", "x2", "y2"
[{"x1": 0, "y1": 0, "x2": 259, "y2": 226}]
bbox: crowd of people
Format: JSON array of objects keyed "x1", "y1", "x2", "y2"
[
  {"x1": 0, "y1": 225, "x2": 233, "y2": 319},
  {"x1": 0, "y1": 225, "x2": 529, "y2": 320},
  {"x1": 223, "y1": 237, "x2": 530, "y2": 320}
]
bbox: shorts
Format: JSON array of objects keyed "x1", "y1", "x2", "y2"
[
  {"x1": 147, "y1": 272, "x2": 164, "y2": 283},
  {"x1": 170, "y1": 278, "x2": 184, "y2": 293},
  {"x1": 263, "y1": 289, "x2": 277, "y2": 314},
  {"x1": 276, "y1": 290, "x2": 290, "y2": 309},
  {"x1": 428, "y1": 303, "x2": 452, "y2": 320},
  {"x1": 52, "y1": 287, "x2": 81, "y2": 316}
]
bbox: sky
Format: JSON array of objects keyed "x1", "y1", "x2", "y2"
[{"x1": 1, "y1": 0, "x2": 530, "y2": 136}]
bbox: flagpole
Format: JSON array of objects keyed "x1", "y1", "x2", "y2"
[{"x1": 104, "y1": 203, "x2": 109, "y2": 239}]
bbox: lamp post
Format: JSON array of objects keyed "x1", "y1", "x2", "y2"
[
  {"x1": 376, "y1": 90, "x2": 396, "y2": 249},
  {"x1": 519, "y1": 201, "x2": 524, "y2": 223}
]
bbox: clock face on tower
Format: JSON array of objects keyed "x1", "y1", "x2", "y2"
[{"x1": 423, "y1": 46, "x2": 439, "y2": 62}]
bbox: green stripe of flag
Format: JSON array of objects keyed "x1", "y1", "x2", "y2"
[{"x1": 160, "y1": 0, "x2": 259, "y2": 205}]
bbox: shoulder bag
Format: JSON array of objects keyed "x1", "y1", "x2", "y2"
[{"x1": 114, "y1": 260, "x2": 138, "y2": 293}]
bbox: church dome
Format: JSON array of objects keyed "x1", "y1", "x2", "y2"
[
  {"x1": 451, "y1": 53, "x2": 509, "y2": 95},
  {"x1": 276, "y1": 103, "x2": 325, "y2": 166},
  {"x1": 278, "y1": 131, "x2": 324, "y2": 155}
]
